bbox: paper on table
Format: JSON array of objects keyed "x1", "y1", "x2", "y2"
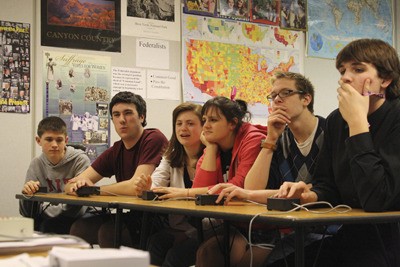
[
  {"x1": 0, "y1": 253, "x2": 48, "y2": 267},
  {"x1": 49, "y1": 246, "x2": 149, "y2": 267},
  {"x1": 0, "y1": 234, "x2": 89, "y2": 255}
]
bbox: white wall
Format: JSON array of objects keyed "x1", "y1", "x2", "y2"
[
  {"x1": 0, "y1": 0, "x2": 35, "y2": 216},
  {"x1": 305, "y1": 56, "x2": 339, "y2": 118},
  {"x1": 0, "y1": 0, "x2": 399, "y2": 216}
]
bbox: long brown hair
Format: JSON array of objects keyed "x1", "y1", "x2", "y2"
[{"x1": 165, "y1": 102, "x2": 204, "y2": 168}]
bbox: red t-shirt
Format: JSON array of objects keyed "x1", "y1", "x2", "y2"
[{"x1": 91, "y1": 128, "x2": 168, "y2": 182}]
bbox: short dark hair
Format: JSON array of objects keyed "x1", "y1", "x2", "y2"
[
  {"x1": 109, "y1": 91, "x2": 147, "y2": 127},
  {"x1": 336, "y1": 38, "x2": 400, "y2": 100},
  {"x1": 272, "y1": 72, "x2": 315, "y2": 113},
  {"x1": 37, "y1": 116, "x2": 67, "y2": 137},
  {"x1": 202, "y1": 96, "x2": 251, "y2": 132},
  {"x1": 165, "y1": 102, "x2": 204, "y2": 168}
]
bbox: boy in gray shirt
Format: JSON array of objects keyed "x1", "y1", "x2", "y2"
[{"x1": 20, "y1": 116, "x2": 90, "y2": 234}]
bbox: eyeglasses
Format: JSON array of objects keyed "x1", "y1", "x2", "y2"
[{"x1": 266, "y1": 89, "x2": 305, "y2": 101}]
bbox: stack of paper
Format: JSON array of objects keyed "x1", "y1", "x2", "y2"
[
  {"x1": 49, "y1": 246, "x2": 149, "y2": 267},
  {"x1": 0, "y1": 253, "x2": 47, "y2": 267},
  {"x1": 0, "y1": 217, "x2": 33, "y2": 241},
  {"x1": 0, "y1": 234, "x2": 89, "y2": 255}
]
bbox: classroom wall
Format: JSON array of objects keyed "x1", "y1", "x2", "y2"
[
  {"x1": 0, "y1": 0, "x2": 399, "y2": 216},
  {"x1": 0, "y1": 0, "x2": 36, "y2": 217}
]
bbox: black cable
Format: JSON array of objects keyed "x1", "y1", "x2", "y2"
[
  {"x1": 207, "y1": 218, "x2": 224, "y2": 253},
  {"x1": 277, "y1": 227, "x2": 289, "y2": 267},
  {"x1": 206, "y1": 218, "x2": 237, "y2": 258},
  {"x1": 312, "y1": 225, "x2": 328, "y2": 267},
  {"x1": 373, "y1": 224, "x2": 391, "y2": 267}
]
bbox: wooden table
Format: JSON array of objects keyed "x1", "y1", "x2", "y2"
[{"x1": 16, "y1": 193, "x2": 400, "y2": 267}]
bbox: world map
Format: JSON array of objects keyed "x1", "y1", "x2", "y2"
[
  {"x1": 307, "y1": 0, "x2": 393, "y2": 59},
  {"x1": 182, "y1": 14, "x2": 302, "y2": 117}
]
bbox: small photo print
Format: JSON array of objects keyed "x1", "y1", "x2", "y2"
[
  {"x1": 99, "y1": 117, "x2": 109, "y2": 129},
  {"x1": 127, "y1": 0, "x2": 175, "y2": 21},
  {"x1": 280, "y1": 0, "x2": 306, "y2": 31},
  {"x1": 59, "y1": 99, "x2": 73, "y2": 115},
  {"x1": 250, "y1": 0, "x2": 279, "y2": 25},
  {"x1": 84, "y1": 86, "x2": 110, "y2": 102},
  {"x1": 184, "y1": 0, "x2": 217, "y2": 17},
  {"x1": 218, "y1": 0, "x2": 250, "y2": 21},
  {"x1": 96, "y1": 102, "x2": 109, "y2": 117}
]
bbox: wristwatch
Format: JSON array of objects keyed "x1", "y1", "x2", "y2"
[{"x1": 261, "y1": 139, "x2": 277, "y2": 151}]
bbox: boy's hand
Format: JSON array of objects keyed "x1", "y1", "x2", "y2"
[
  {"x1": 130, "y1": 174, "x2": 152, "y2": 196},
  {"x1": 276, "y1": 181, "x2": 317, "y2": 204},
  {"x1": 65, "y1": 178, "x2": 93, "y2": 194},
  {"x1": 337, "y1": 80, "x2": 370, "y2": 136},
  {"x1": 267, "y1": 106, "x2": 291, "y2": 143},
  {"x1": 22, "y1": 180, "x2": 40, "y2": 195}
]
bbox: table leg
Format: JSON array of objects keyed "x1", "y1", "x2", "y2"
[
  {"x1": 29, "y1": 201, "x2": 40, "y2": 219},
  {"x1": 195, "y1": 217, "x2": 204, "y2": 243},
  {"x1": 114, "y1": 208, "x2": 122, "y2": 248},
  {"x1": 223, "y1": 221, "x2": 230, "y2": 267},
  {"x1": 140, "y1": 212, "x2": 150, "y2": 250},
  {"x1": 294, "y1": 225, "x2": 305, "y2": 267}
]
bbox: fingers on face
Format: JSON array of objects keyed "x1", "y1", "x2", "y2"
[
  {"x1": 269, "y1": 111, "x2": 291, "y2": 125},
  {"x1": 270, "y1": 109, "x2": 289, "y2": 118},
  {"x1": 362, "y1": 78, "x2": 372, "y2": 95}
]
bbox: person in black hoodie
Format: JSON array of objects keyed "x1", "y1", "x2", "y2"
[{"x1": 275, "y1": 39, "x2": 400, "y2": 266}]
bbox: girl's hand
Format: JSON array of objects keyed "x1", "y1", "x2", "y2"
[
  {"x1": 152, "y1": 187, "x2": 187, "y2": 199},
  {"x1": 209, "y1": 183, "x2": 250, "y2": 203}
]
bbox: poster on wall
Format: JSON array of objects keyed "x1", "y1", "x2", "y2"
[
  {"x1": 217, "y1": 0, "x2": 250, "y2": 21},
  {"x1": 41, "y1": 0, "x2": 121, "y2": 52},
  {"x1": 250, "y1": 0, "x2": 279, "y2": 26},
  {"x1": 280, "y1": 0, "x2": 306, "y2": 31},
  {"x1": 123, "y1": 0, "x2": 181, "y2": 41},
  {"x1": 0, "y1": 20, "x2": 30, "y2": 113},
  {"x1": 182, "y1": 14, "x2": 304, "y2": 119},
  {"x1": 43, "y1": 51, "x2": 111, "y2": 162},
  {"x1": 307, "y1": 0, "x2": 392, "y2": 59},
  {"x1": 184, "y1": 0, "x2": 217, "y2": 17}
]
